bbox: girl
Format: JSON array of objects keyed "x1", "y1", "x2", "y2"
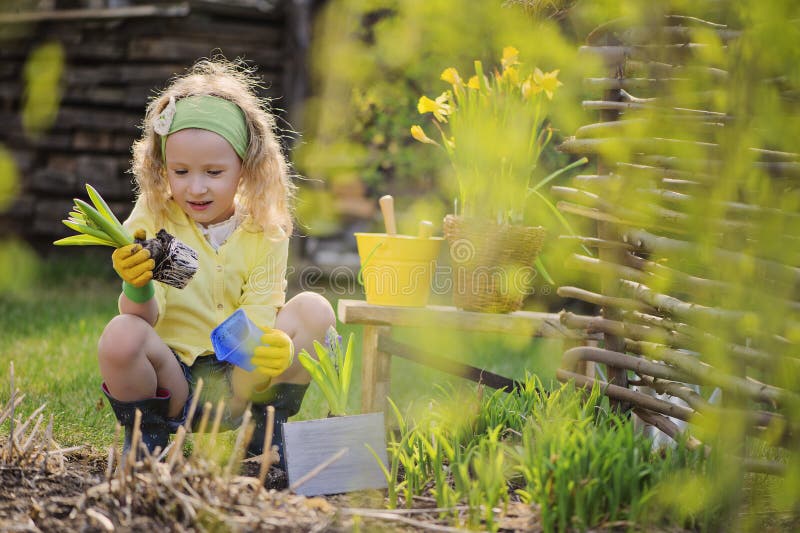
[{"x1": 98, "y1": 59, "x2": 335, "y2": 467}]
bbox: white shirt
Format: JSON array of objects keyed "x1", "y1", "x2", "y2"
[{"x1": 196, "y1": 210, "x2": 243, "y2": 250}]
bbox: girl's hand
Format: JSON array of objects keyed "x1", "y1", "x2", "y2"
[
  {"x1": 252, "y1": 328, "x2": 294, "y2": 377},
  {"x1": 112, "y1": 230, "x2": 154, "y2": 287}
]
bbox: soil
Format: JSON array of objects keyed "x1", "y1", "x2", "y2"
[
  {"x1": 0, "y1": 449, "x2": 324, "y2": 532},
  {"x1": 0, "y1": 450, "x2": 103, "y2": 532}
]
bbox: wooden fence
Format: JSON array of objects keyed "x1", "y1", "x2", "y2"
[
  {"x1": 0, "y1": 1, "x2": 314, "y2": 246},
  {"x1": 555, "y1": 13, "x2": 799, "y2": 474}
]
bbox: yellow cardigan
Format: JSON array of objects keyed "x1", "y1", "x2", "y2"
[{"x1": 123, "y1": 198, "x2": 289, "y2": 366}]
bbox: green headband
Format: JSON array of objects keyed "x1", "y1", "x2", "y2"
[{"x1": 156, "y1": 95, "x2": 249, "y2": 160}]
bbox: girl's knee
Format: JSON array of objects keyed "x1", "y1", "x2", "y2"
[
  {"x1": 98, "y1": 314, "x2": 150, "y2": 367},
  {"x1": 290, "y1": 291, "x2": 336, "y2": 332}
]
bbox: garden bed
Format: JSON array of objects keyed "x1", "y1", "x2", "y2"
[
  {"x1": 0, "y1": 453, "x2": 99, "y2": 532},
  {"x1": 1, "y1": 343, "x2": 794, "y2": 532},
  {"x1": 0, "y1": 455, "x2": 327, "y2": 532},
  {"x1": 0, "y1": 449, "x2": 542, "y2": 532}
]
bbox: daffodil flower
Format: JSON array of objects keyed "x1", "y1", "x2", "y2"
[
  {"x1": 533, "y1": 68, "x2": 563, "y2": 100},
  {"x1": 410, "y1": 125, "x2": 439, "y2": 145},
  {"x1": 440, "y1": 67, "x2": 462, "y2": 87},
  {"x1": 501, "y1": 46, "x2": 520, "y2": 70},
  {"x1": 500, "y1": 65, "x2": 520, "y2": 86},
  {"x1": 413, "y1": 46, "x2": 581, "y2": 226},
  {"x1": 417, "y1": 92, "x2": 452, "y2": 123},
  {"x1": 521, "y1": 74, "x2": 542, "y2": 100}
]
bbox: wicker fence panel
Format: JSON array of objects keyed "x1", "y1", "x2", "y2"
[{"x1": 555, "y1": 13, "x2": 799, "y2": 474}]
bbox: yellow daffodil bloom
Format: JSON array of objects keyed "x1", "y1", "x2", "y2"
[
  {"x1": 414, "y1": 47, "x2": 573, "y2": 226},
  {"x1": 501, "y1": 46, "x2": 520, "y2": 70},
  {"x1": 521, "y1": 74, "x2": 542, "y2": 100},
  {"x1": 533, "y1": 68, "x2": 563, "y2": 100},
  {"x1": 501, "y1": 65, "x2": 520, "y2": 86},
  {"x1": 440, "y1": 67, "x2": 462, "y2": 86},
  {"x1": 417, "y1": 93, "x2": 451, "y2": 122},
  {"x1": 410, "y1": 125, "x2": 439, "y2": 145}
]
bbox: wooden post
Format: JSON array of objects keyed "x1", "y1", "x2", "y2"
[
  {"x1": 596, "y1": 34, "x2": 628, "y2": 402},
  {"x1": 360, "y1": 325, "x2": 391, "y2": 414}
]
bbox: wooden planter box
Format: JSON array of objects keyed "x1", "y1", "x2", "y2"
[{"x1": 282, "y1": 412, "x2": 388, "y2": 496}]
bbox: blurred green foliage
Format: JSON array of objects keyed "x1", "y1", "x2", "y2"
[
  {"x1": 561, "y1": 0, "x2": 800, "y2": 529},
  {"x1": 0, "y1": 145, "x2": 19, "y2": 212},
  {"x1": 0, "y1": 41, "x2": 62, "y2": 295},
  {"x1": 21, "y1": 41, "x2": 64, "y2": 137},
  {"x1": 295, "y1": 0, "x2": 597, "y2": 236},
  {"x1": 301, "y1": 0, "x2": 800, "y2": 529}
]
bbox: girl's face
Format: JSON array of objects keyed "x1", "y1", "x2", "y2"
[{"x1": 165, "y1": 128, "x2": 243, "y2": 227}]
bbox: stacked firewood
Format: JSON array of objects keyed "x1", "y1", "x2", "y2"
[
  {"x1": 0, "y1": 2, "x2": 300, "y2": 245},
  {"x1": 555, "y1": 13, "x2": 799, "y2": 473}
]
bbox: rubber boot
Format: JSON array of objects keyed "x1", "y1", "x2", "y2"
[
  {"x1": 102, "y1": 383, "x2": 172, "y2": 458},
  {"x1": 247, "y1": 383, "x2": 309, "y2": 470}
]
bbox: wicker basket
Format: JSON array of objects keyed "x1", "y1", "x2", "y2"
[{"x1": 443, "y1": 215, "x2": 546, "y2": 313}]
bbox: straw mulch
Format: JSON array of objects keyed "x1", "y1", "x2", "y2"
[{"x1": 1, "y1": 365, "x2": 508, "y2": 532}]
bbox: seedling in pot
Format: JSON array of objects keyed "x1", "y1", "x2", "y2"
[
  {"x1": 285, "y1": 327, "x2": 388, "y2": 496},
  {"x1": 54, "y1": 183, "x2": 198, "y2": 289},
  {"x1": 297, "y1": 327, "x2": 355, "y2": 417}
]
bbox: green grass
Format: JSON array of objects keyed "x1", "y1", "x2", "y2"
[
  {"x1": 0, "y1": 253, "x2": 562, "y2": 452},
  {"x1": 0, "y1": 252, "x2": 121, "y2": 449},
  {"x1": 381, "y1": 376, "x2": 713, "y2": 531}
]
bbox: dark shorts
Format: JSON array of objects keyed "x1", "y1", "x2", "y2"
[{"x1": 169, "y1": 352, "x2": 240, "y2": 432}]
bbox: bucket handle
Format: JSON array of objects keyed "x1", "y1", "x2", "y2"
[{"x1": 357, "y1": 240, "x2": 384, "y2": 287}]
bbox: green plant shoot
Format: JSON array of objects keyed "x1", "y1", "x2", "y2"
[
  {"x1": 53, "y1": 184, "x2": 133, "y2": 248},
  {"x1": 298, "y1": 326, "x2": 355, "y2": 416}
]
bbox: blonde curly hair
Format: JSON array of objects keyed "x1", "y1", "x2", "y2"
[{"x1": 131, "y1": 58, "x2": 294, "y2": 236}]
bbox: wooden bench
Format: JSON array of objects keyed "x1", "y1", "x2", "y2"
[{"x1": 337, "y1": 299, "x2": 596, "y2": 413}]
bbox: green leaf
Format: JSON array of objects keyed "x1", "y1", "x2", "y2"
[
  {"x1": 534, "y1": 256, "x2": 555, "y2": 285},
  {"x1": 308, "y1": 342, "x2": 344, "y2": 414},
  {"x1": 528, "y1": 156, "x2": 588, "y2": 195},
  {"x1": 365, "y1": 443, "x2": 392, "y2": 483},
  {"x1": 53, "y1": 234, "x2": 116, "y2": 247},
  {"x1": 339, "y1": 333, "x2": 355, "y2": 408},
  {"x1": 297, "y1": 349, "x2": 318, "y2": 374},
  {"x1": 313, "y1": 339, "x2": 341, "y2": 393},
  {"x1": 298, "y1": 351, "x2": 340, "y2": 411},
  {"x1": 387, "y1": 397, "x2": 407, "y2": 436},
  {"x1": 300, "y1": 347, "x2": 342, "y2": 413},
  {"x1": 62, "y1": 219, "x2": 114, "y2": 243},
  {"x1": 86, "y1": 183, "x2": 133, "y2": 242},
  {"x1": 74, "y1": 198, "x2": 132, "y2": 247},
  {"x1": 334, "y1": 333, "x2": 345, "y2": 381},
  {"x1": 530, "y1": 189, "x2": 594, "y2": 257}
]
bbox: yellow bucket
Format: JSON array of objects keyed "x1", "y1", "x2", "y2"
[{"x1": 355, "y1": 233, "x2": 444, "y2": 307}]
